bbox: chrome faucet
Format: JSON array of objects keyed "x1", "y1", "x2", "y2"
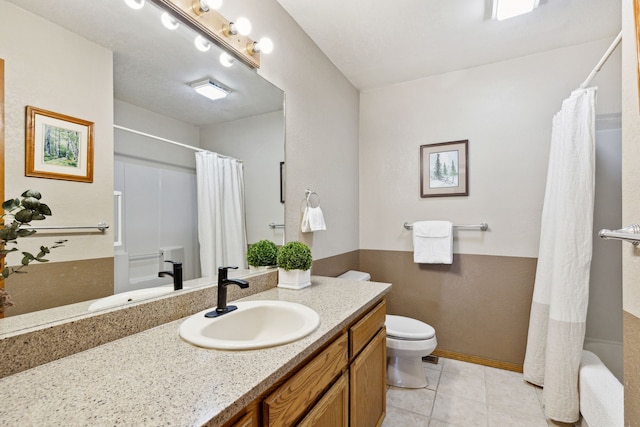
[
  {"x1": 205, "y1": 266, "x2": 249, "y2": 318},
  {"x1": 158, "y1": 260, "x2": 183, "y2": 291}
]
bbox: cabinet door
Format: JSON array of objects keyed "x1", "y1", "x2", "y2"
[
  {"x1": 350, "y1": 328, "x2": 386, "y2": 427},
  {"x1": 263, "y1": 334, "x2": 348, "y2": 426},
  {"x1": 298, "y1": 372, "x2": 349, "y2": 427}
]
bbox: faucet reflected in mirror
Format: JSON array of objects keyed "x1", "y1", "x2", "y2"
[
  {"x1": 0, "y1": 0, "x2": 284, "y2": 335},
  {"x1": 158, "y1": 261, "x2": 183, "y2": 291}
]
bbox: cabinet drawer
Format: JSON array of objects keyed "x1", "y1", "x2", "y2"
[
  {"x1": 298, "y1": 371, "x2": 349, "y2": 427},
  {"x1": 263, "y1": 333, "x2": 348, "y2": 426},
  {"x1": 349, "y1": 299, "x2": 386, "y2": 357}
]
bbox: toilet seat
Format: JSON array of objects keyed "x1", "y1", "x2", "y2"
[{"x1": 386, "y1": 315, "x2": 435, "y2": 340}]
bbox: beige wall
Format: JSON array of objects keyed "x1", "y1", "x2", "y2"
[
  {"x1": 219, "y1": 0, "x2": 361, "y2": 260},
  {"x1": 622, "y1": 0, "x2": 640, "y2": 422},
  {"x1": 0, "y1": 1, "x2": 114, "y2": 264},
  {"x1": 359, "y1": 39, "x2": 621, "y2": 258}
]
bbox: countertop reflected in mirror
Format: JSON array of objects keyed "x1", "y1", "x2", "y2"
[{"x1": 0, "y1": 269, "x2": 258, "y2": 338}]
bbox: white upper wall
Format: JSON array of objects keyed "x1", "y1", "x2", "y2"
[
  {"x1": 1, "y1": 1, "x2": 114, "y2": 262},
  {"x1": 360, "y1": 38, "x2": 621, "y2": 258},
  {"x1": 221, "y1": 0, "x2": 361, "y2": 260}
]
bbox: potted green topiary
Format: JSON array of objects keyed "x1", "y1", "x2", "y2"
[
  {"x1": 246, "y1": 239, "x2": 278, "y2": 271},
  {"x1": 277, "y1": 241, "x2": 312, "y2": 289}
]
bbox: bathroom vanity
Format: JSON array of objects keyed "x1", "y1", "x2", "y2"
[{"x1": 0, "y1": 276, "x2": 390, "y2": 426}]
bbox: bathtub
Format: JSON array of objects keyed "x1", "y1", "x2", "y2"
[{"x1": 578, "y1": 348, "x2": 623, "y2": 427}]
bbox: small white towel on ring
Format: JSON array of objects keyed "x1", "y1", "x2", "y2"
[
  {"x1": 412, "y1": 221, "x2": 453, "y2": 264},
  {"x1": 301, "y1": 206, "x2": 326, "y2": 232}
]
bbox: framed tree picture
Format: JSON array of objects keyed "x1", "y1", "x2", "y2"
[
  {"x1": 420, "y1": 140, "x2": 468, "y2": 198},
  {"x1": 25, "y1": 106, "x2": 94, "y2": 183}
]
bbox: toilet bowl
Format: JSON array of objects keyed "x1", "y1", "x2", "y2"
[
  {"x1": 337, "y1": 270, "x2": 438, "y2": 389},
  {"x1": 386, "y1": 314, "x2": 437, "y2": 388}
]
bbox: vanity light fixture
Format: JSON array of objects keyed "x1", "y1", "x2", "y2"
[
  {"x1": 161, "y1": 12, "x2": 179, "y2": 30},
  {"x1": 190, "y1": 79, "x2": 230, "y2": 101},
  {"x1": 247, "y1": 37, "x2": 274, "y2": 55},
  {"x1": 194, "y1": 35, "x2": 211, "y2": 52},
  {"x1": 192, "y1": 0, "x2": 222, "y2": 16},
  {"x1": 492, "y1": 0, "x2": 539, "y2": 20},
  {"x1": 124, "y1": 0, "x2": 145, "y2": 10},
  {"x1": 222, "y1": 17, "x2": 252, "y2": 37},
  {"x1": 219, "y1": 52, "x2": 235, "y2": 67}
]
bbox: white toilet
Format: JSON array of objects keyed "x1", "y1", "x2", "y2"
[{"x1": 338, "y1": 270, "x2": 438, "y2": 388}]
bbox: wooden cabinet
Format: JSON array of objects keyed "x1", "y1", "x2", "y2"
[
  {"x1": 224, "y1": 298, "x2": 386, "y2": 427},
  {"x1": 263, "y1": 334, "x2": 348, "y2": 426},
  {"x1": 299, "y1": 372, "x2": 349, "y2": 427},
  {"x1": 350, "y1": 328, "x2": 386, "y2": 427}
]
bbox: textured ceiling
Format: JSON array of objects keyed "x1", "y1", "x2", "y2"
[
  {"x1": 275, "y1": 0, "x2": 622, "y2": 91},
  {"x1": 7, "y1": 0, "x2": 284, "y2": 126}
]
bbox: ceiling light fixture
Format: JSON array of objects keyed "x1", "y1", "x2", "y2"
[
  {"x1": 161, "y1": 12, "x2": 179, "y2": 30},
  {"x1": 223, "y1": 17, "x2": 252, "y2": 37},
  {"x1": 219, "y1": 53, "x2": 235, "y2": 67},
  {"x1": 124, "y1": 0, "x2": 145, "y2": 10},
  {"x1": 192, "y1": 0, "x2": 222, "y2": 16},
  {"x1": 190, "y1": 79, "x2": 230, "y2": 101},
  {"x1": 492, "y1": 0, "x2": 539, "y2": 20},
  {"x1": 247, "y1": 37, "x2": 274, "y2": 55},
  {"x1": 194, "y1": 35, "x2": 211, "y2": 52}
]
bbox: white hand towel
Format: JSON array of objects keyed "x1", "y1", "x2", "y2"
[
  {"x1": 412, "y1": 221, "x2": 453, "y2": 264},
  {"x1": 301, "y1": 206, "x2": 326, "y2": 233}
]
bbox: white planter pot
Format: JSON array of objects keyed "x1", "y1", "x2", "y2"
[{"x1": 277, "y1": 268, "x2": 311, "y2": 290}]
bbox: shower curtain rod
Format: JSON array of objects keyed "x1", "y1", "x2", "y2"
[
  {"x1": 579, "y1": 30, "x2": 622, "y2": 89},
  {"x1": 113, "y1": 124, "x2": 241, "y2": 162}
]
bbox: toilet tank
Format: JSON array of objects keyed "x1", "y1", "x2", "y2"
[{"x1": 338, "y1": 270, "x2": 371, "y2": 281}]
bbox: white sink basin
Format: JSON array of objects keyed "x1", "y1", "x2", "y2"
[
  {"x1": 87, "y1": 285, "x2": 177, "y2": 311},
  {"x1": 179, "y1": 300, "x2": 320, "y2": 350}
]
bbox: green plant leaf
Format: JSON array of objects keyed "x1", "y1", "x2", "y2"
[
  {"x1": 2, "y1": 198, "x2": 20, "y2": 211},
  {"x1": 2, "y1": 267, "x2": 10, "y2": 278},
  {"x1": 21, "y1": 190, "x2": 42, "y2": 200},
  {"x1": 0, "y1": 228, "x2": 18, "y2": 242},
  {"x1": 21, "y1": 197, "x2": 41, "y2": 210},
  {"x1": 21, "y1": 252, "x2": 35, "y2": 265},
  {"x1": 14, "y1": 209, "x2": 34, "y2": 223},
  {"x1": 31, "y1": 213, "x2": 46, "y2": 221},
  {"x1": 37, "y1": 203, "x2": 52, "y2": 216},
  {"x1": 16, "y1": 229, "x2": 36, "y2": 237},
  {"x1": 0, "y1": 248, "x2": 18, "y2": 255}
]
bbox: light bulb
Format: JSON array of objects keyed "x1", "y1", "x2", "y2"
[
  {"x1": 234, "y1": 17, "x2": 252, "y2": 36},
  {"x1": 194, "y1": 35, "x2": 211, "y2": 52},
  {"x1": 161, "y1": 13, "x2": 179, "y2": 30},
  {"x1": 219, "y1": 53, "x2": 234, "y2": 67},
  {"x1": 124, "y1": 0, "x2": 144, "y2": 10},
  {"x1": 256, "y1": 37, "x2": 274, "y2": 54},
  {"x1": 205, "y1": 0, "x2": 223, "y2": 10}
]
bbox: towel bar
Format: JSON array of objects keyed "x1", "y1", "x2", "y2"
[
  {"x1": 20, "y1": 222, "x2": 109, "y2": 232},
  {"x1": 598, "y1": 224, "x2": 640, "y2": 246},
  {"x1": 404, "y1": 222, "x2": 488, "y2": 231}
]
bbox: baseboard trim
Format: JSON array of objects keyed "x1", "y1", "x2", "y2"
[{"x1": 432, "y1": 349, "x2": 523, "y2": 373}]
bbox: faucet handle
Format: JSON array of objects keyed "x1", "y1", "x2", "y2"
[
  {"x1": 218, "y1": 266, "x2": 239, "y2": 281},
  {"x1": 218, "y1": 266, "x2": 239, "y2": 271},
  {"x1": 165, "y1": 260, "x2": 182, "y2": 265}
]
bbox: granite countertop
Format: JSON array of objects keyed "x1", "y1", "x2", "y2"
[{"x1": 0, "y1": 276, "x2": 391, "y2": 426}]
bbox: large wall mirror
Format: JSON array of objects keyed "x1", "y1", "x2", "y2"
[{"x1": 0, "y1": 0, "x2": 284, "y2": 333}]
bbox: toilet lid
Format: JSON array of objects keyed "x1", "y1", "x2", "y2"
[{"x1": 385, "y1": 315, "x2": 435, "y2": 340}]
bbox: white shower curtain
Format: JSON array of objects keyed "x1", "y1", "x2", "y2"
[
  {"x1": 523, "y1": 88, "x2": 596, "y2": 423},
  {"x1": 195, "y1": 152, "x2": 247, "y2": 277}
]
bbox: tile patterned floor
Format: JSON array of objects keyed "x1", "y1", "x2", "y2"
[{"x1": 382, "y1": 357, "x2": 576, "y2": 427}]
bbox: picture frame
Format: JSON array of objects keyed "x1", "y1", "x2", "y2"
[
  {"x1": 25, "y1": 106, "x2": 94, "y2": 183},
  {"x1": 420, "y1": 140, "x2": 468, "y2": 198}
]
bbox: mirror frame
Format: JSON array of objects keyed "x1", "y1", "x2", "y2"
[{"x1": 1, "y1": 57, "x2": 4, "y2": 318}]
